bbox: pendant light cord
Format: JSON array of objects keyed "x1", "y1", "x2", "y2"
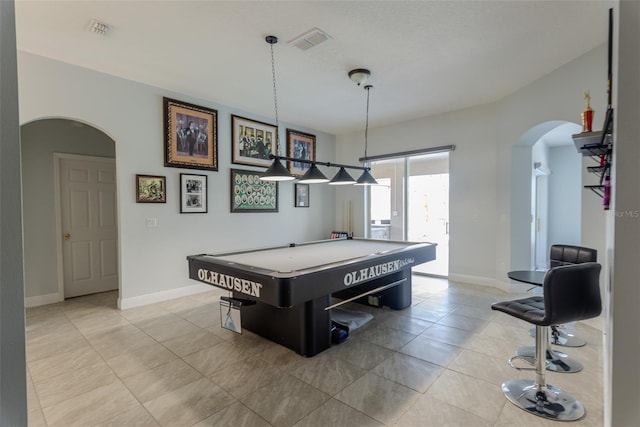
[
  {"x1": 270, "y1": 43, "x2": 279, "y2": 130},
  {"x1": 268, "y1": 37, "x2": 280, "y2": 153},
  {"x1": 364, "y1": 85, "x2": 372, "y2": 163}
]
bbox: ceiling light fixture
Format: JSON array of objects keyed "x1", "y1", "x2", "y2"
[
  {"x1": 348, "y1": 69, "x2": 371, "y2": 86},
  {"x1": 264, "y1": 154, "x2": 373, "y2": 184},
  {"x1": 261, "y1": 43, "x2": 376, "y2": 185}
]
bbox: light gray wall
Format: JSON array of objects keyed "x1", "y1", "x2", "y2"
[
  {"x1": 608, "y1": 2, "x2": 640, "y2": 425},
  {"x1": 0, "y1": 0, "x2": 27, "y2": 424},
  {"x1": 337, "y1": 44, "x2": 607, "y2": 287},
  {"x1": 17, "y1": 52, "x2": 336, "y2": 306},
  {"x1": 548, "y1": 145, "x2": 582, "y2": 247},
  {"x1": 500, "y1": 45, "x2": 607, "y2": 278},
  {"x1": 337, "y1": 105, "x2": 500, "y2": 283},
  {"x1": 21, "y1": 119, "x2": 115, "y2": 298}
]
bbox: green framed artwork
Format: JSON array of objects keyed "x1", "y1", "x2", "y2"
[{"x1": 230, "y1": 168, "x2": 278, "y2": 213}]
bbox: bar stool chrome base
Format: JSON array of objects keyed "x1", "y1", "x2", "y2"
[
  {"x1": 502, "y1": 379, "x2": 585, "y2": 421},
  {"x1": 515, "y1": 346, "x2": 583, "y2": 373},
  {"x1": 529, "y1": 326, "x2": 586, "y2": 347},
  {"x1": 492, "y1": 264, "x2": 601, "y2": 423}
]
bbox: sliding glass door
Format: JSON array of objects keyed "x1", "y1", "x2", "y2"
[
  {"x1": 369, "y1": 158, "x2": 405, "y2": 241},
  {"x1": 368, "y1": 152, "x2": 449, "y2": 277}
]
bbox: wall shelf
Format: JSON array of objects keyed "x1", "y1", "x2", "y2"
[
  {"x1": 572, "y1": 130, "x2": 604, "y2": 151},
  {"x1": 584, "y1": 185, "x2": 605, "y2": 198},
  {"x1": 586, "y1": 165, "x2": 607, "y2": 175},
  {"x1": 573, "y1": 107, "x2": 613, "y2": 204}
]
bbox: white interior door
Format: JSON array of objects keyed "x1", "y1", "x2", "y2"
[{"x1": 59, "y1": 156, "x2": 118, "y2": 298}]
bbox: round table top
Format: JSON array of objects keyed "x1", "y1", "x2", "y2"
[{"x1": 507, "y1": 270, "x2": 546, "y2": 286}]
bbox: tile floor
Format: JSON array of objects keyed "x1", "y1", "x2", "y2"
[{"x1": 25, "y1": 276, "x2": 604, "y2": 426}]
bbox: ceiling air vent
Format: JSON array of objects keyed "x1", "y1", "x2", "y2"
[
  {"x1": 88, "y1": 19, "x2": 111, "y2": 36},
  {"x1": 289, "y1": 28, "x2": 332, "y2": 51}
]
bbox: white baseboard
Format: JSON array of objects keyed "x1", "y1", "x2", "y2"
[
  {"x1": 448, "y1": 273, "x2": 510, "y2": 292},
  {"x1": 25, "y1": 292, "x2": 62, "y2": 308},
  {"x1": 118, "y1": 283, "x2": 212, "y2": 310}
]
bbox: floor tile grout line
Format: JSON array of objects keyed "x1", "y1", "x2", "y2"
[{"x1": 26, "y1": 281, "x2": 605, "y2": 427}]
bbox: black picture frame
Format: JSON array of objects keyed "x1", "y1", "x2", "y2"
[
  {"x1": 231, "y1": 114, "x2": 277, "y2": 167},
  {"x1": 180, "y1": 173, "x2": 207, "y2": 213},
  {"x1": 294, "y1": 183, "x2": 309, "y2": 208}
]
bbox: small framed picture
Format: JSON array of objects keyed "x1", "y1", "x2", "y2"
[
  {"x1": 136, "y1": 175, "x2": 166, "y2": 203},
  {"x1": 230, "y1": 168, "x2": 278, "y2": 213},
  {"x1": 164, "y1": 97, "x2": 218, "y2": 171},
  {"x1": 180, "y1": 173, "x2": 207, "y2": 213},
  {"x1": 231, "y1": 115, "x2": 277, "y2": 167},
  {"x1": 295, "y1": 183, "x2": 309, "y2": 208},
  {"x1": 286, "y1": 129, "x2": 316, "y2": 176}
]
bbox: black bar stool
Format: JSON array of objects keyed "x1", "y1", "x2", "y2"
[
  {"x1": 492, "y1": 262, "x2": 601, "y2": 421},
  {"x1": 530, "y1": 244, "x2": 597, "y2": 347}
]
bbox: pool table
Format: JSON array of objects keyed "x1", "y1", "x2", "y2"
[{"x1": 187, "y1": 237, "x2": 436, "y2": 356}]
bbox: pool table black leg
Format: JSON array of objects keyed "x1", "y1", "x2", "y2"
[
  {"x1": 237, "y1": 293, "x2": 331, "y2": 357},
  {"x1": 381, "y1": 269, "x2": 412, "y2": 310}
]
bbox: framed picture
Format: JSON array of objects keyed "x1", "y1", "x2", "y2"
[
  {"x1": 164, "y1": 97, "x2": 218, "y2": 171},
  {"x1": 136, "y1": 174, "x2": 166, "y2": 203},
  {"x1": 230, "y1": 168, "x2": 278, "y2": 213},
  {"x1": 180, "y1": 173, "x2": 207, "y2": 213},
  {"x1": 231, "y1": 115, "x2": 277, "y2": 167},
  {"x1": 294, "y1": 183, "x2": 309, "y2": 208},
  {"x1": 286, "y1": 129, "x2": 316, "y2": 176}
]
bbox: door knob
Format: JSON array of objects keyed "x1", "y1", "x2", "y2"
[{"x1": 63, "y1": 233, "x2": 71, "y2": 240}]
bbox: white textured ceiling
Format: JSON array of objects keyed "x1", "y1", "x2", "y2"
[{"x1": 14, "y1": 0, "x2": 613, "y2": 135}]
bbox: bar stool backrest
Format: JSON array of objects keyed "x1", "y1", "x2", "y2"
[
  {"x1": 543, "y1": 262, "x2": 602, "y2": 326},
  {"x1": 549, "y1": 244, "x2": 597, "y2": 268}
]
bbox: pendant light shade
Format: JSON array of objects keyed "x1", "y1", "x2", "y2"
[
  {"x1": 329, "y1": 167, "x2": 356, "y2": 185},
  {"x1": 298, "y1": 164, "x2": 329, "y2": 183},
  {"x1": 355, "y1": 169, "x2": 378, "y2": 186},
  {"x1": 261, "y1": 158, "x2": 294, "y2": 181}
]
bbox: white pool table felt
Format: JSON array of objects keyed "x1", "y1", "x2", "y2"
[{"x1": 204, "y1": 239, "x2": 417, "y2": 273}]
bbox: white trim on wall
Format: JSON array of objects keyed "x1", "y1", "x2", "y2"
[
  {"x1": 24, "y1": 293, "x2": 61, "y2": 308},
  {"x1": 118, "y1": 282, "x2": 212, "y2": 310}
]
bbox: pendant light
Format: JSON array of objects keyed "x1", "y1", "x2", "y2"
[
  {"x1": 328, "y1": 167, "x2": 356, "y2": 185},
  {"x1": 298, "y1": 164, "x2": 329, "y2": 184},
  {"x1": 355, "y1": 84, "x2": 378, "y2": 185},
  {"x1": 260, "y1": 36, "x2": 295, "y2": 182}
]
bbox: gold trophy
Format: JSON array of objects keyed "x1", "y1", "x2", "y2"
[{"x1": 582, "y1": 91, "x2": 594, "y2": 132}]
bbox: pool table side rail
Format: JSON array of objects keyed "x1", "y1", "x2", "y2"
[{"x1": 187, "y1": 241, "x2": 436, "y2": 308}]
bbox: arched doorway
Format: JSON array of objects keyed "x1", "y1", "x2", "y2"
[
  {"x1": 21, "y1": 118, "x2": 118, "y2": 305},
  {"x1": 510, "y1": 121, "x2": 582, "y2": 270}
]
